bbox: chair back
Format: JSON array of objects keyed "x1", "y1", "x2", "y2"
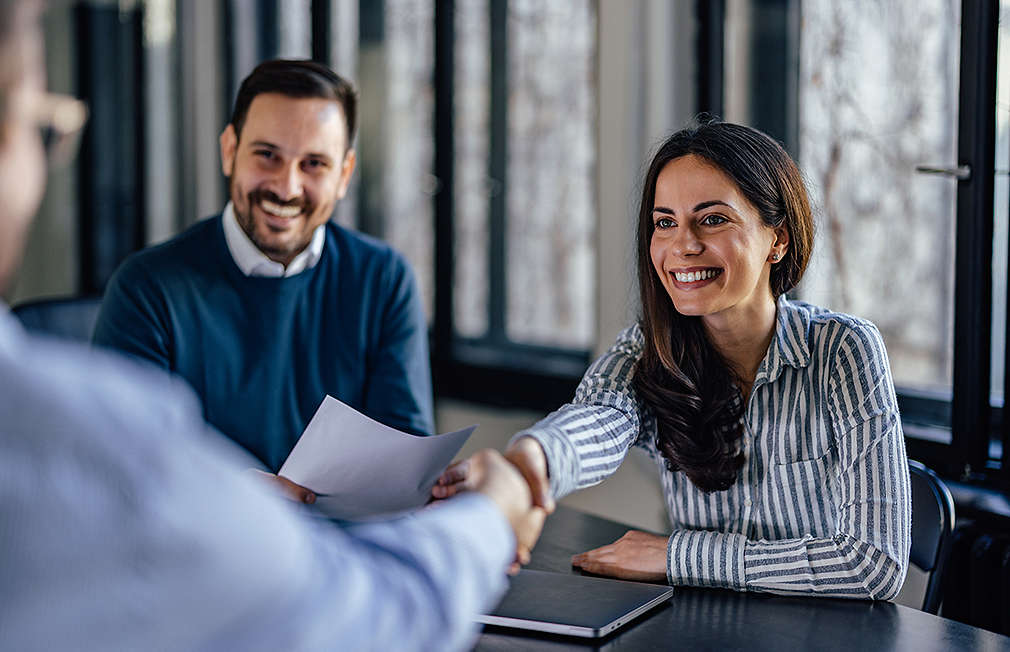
[
  {"x1": 12, "y1": 296, "x2": 104, "y2": 343},
  {"x1": 909, "y1": 459, "x2": 956, "y2": 614}
]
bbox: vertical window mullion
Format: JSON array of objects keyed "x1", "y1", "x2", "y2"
[
  {"x1": 311, "y1": 0, "x2": 331, "y2": 63},
  {"x1": 487, "y1": 0, "x2": 508, "y2": 344},
  {"x1": 952, "y1": 0, "x2": 998, "y2": 476},
  {"x1": 259, "y1": 0, "x2": 279, "y2": 60},
  {"x1": 433, "y1": 0, "x2": 456, "y2": 360},
  {"x1": 696, "y1": 0, "x2": 725, "y2": 116},
  {"x1": 1004, "y1": 24, "x2": 1010, "y2": 487},
  {"x1": 76, "y1": 3, "x2": 145, "y2": 295}
]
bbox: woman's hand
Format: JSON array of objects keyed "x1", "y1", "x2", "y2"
[
  {"x1": 571, "y1": 530, "x2": 668, "y2": 582},
  {"x1": 432, "y1": 436, "x2": 554, "y2": 513}
]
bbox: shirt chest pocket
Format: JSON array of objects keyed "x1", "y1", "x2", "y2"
[
  {"x1": 769, "y1": 415, "x2": 833, "y2": 464},
  {"x1": 767, "y1": 455, "x2": 836, "y2": 538}
]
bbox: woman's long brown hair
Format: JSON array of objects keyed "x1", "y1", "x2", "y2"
[{"x1": 633, "y1": 120, "x2": 813, "y2": 492}]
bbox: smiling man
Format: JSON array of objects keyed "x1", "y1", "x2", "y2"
[{"x1": 94, "y1": 60, "x2": 433, "y2": 498}]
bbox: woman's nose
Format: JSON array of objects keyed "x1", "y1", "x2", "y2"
[{"x1": 671, "y1": 225, "x2": 703, "y2": 257}]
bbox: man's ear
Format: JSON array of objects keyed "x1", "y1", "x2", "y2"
[
  {"x1": 335, "y1": 148, "x2": 357, "y2": 199},
  {"x1": 219, "y1": 124, "x2": 237, "y2": 177}
]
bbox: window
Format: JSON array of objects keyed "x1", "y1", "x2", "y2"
[
  {"x1": 716, "y1": 0, "x2": 1005, "y2": 484},
  {"x1": 361, "y1": 0, "x2": 437, "y2": 319},
  {"x1": 798, "y1": 0, "x2": 959, "y2": 399},
  {"x1": 407, "y1": 0, "x2": 598, "y2": 408}
]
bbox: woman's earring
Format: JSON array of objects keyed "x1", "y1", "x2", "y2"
[{"x1": 770, "y1": 252, "x2": 781, "y2": 262}]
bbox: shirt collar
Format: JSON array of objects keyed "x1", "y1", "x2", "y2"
[
  {"x1": 221, "y1": 202, "x2": 326, "y2": 278},
  {"x1": 755, "y1": 294, "x2": 813, "y2": 386}
]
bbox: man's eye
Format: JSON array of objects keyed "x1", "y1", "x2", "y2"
[{"x1": 254, "y1": 150, "x2": 275, "y2": 159}]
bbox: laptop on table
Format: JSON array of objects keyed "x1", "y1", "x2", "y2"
[{"x1": 478, "y1": 569, "x2": 674, "y2": 639}]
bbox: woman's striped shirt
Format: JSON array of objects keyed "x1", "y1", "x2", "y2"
[{"x1": 515, "y1": 296, "x2": 911, "y2": 599}]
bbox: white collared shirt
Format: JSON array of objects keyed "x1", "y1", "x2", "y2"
[{"x1": 221, "y1": 202, "x2": 326, "y2": 277}]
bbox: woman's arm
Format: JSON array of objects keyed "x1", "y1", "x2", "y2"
[{"x1": 511, "y1": 325, "x2": 648, "y2": 501}]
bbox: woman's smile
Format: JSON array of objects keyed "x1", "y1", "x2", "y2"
[{"x1": 669, "y1": 267, "x2": 723, "y2": 288}]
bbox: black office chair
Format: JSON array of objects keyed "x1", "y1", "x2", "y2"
[
  {"x1": 909, "y1": 459, "x2": 956, "y2": 614},
  {"x1": 11, "y1": 295, "x2": 104, "y2": 342}
]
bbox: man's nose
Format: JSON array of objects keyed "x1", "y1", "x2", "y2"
[{"x1": 271, "y1": 162, "x2": 303, "y2": 201}]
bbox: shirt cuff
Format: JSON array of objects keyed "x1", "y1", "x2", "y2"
[
  {"x1": 508, "y1": 428, "x2": 581, "y2": 500},
  {"x1": 667, "y1": 529, "x2": 748, "y2": 591}
]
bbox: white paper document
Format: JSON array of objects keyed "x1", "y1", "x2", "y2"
[{"x1": 278, "y1": 396, "x2": 476, "y2": 520}]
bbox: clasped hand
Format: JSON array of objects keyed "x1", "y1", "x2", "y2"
[
  {"x1": 433, "y1": 437, "x2": 668, "y2": 582},
  {"x1": 432, "y1": 437, "x2": 553, "y2": 573}
]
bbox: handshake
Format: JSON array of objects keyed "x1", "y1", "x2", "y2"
[{"x1": 431, "y1": 437, "x2": 554, "y2": 573}]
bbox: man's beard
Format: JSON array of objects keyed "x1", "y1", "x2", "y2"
[{"x1": 234, "y1": 186, "x2": 316, "y2": 260}]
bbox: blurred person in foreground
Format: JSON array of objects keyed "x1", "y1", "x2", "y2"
[
  {"x1": 0, "y1": 2, "x2": 543, "y2": 650},
  {"x1": 436, "y1": 120, "x2": 910, "y2": 600}
]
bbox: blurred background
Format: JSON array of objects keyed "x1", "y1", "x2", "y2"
[{"x1": 13, "y1": 0, "x2": 1010, "y2": 542}]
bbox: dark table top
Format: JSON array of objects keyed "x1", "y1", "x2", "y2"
[{"x1": 474, "y1": 506, "x2": 1010, "y2": 651}]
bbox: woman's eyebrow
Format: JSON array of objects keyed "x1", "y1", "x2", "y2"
[
  {"x1": 652, "y1": 200, "x2": 734, "y2": 216},
  {"x1": 693, "y1": 199, "x2": 733, "y2": 212}
]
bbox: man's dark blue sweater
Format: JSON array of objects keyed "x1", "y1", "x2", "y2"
[{"x1": 93, "y1": 215, "x2": 434, "y2": 471}]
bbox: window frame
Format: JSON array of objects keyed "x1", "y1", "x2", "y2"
[
  {"x1": 429, "y1": 0, "x2": 593, "y2": 411},
  {"x1": 709, "y1": 0, "x2": 1006, "y2": 487}
]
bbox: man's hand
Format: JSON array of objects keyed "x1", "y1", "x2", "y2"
[
  {"x1": 571, "y1": 530, "x2": 668, "y2": 582},
  {"x1": 246, "y1": 469, "x2": 316, "y2": 504},
  {"x1": 446, "y1": 449, "x2": 547, "y2": 573},
  {"x1": 433, "y1": 436, "x2": 554, "y2": 514}
]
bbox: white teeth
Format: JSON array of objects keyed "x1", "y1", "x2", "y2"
[
  {"x1": 673, "y1": 269, "x2": 719, "y2": 283},
  {"x1": 260, "y1": 200, "x2": 301, "y2": 218}
]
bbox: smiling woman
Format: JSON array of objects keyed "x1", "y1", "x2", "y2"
[
  {"x1": 635, "y1": 125, "x2": 812, "y2": 492},
  {"x1": 438, "y1": 119, "x2": 911, "y2": 600}
]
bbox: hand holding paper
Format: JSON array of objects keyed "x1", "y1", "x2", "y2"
[
  {"x1": 278, "y1": 396, "x2": 475, "y2": 520},
  {"x1": 245, "y1": 469, "x2": 316, "y2": 504}
]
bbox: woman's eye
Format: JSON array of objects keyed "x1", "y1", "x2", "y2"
[
  {"x1": 701, "y1": 214, "x2": 727, "y2": 226},
  {"x1": 655, "y1": 217, "x2": 675, "y2": 229}
]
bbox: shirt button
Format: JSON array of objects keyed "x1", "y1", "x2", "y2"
[{"x1": 744, "y1": 498, "x2": 753, "y2": 506}]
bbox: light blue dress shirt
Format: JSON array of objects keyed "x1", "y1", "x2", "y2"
[{"x1": 0, "y1": 307, "x2": 512, "y2": 651}]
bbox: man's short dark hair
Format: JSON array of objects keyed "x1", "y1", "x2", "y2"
[{"x1": 230, "y1": 59, "x2": 358, "y2": 149}]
